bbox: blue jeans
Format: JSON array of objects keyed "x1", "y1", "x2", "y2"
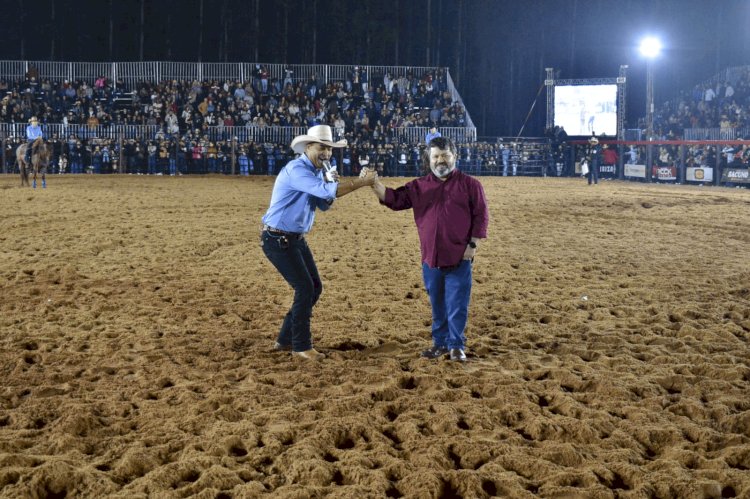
[
  {"x1": 588, "y1": 160, "x2": 599, "y2": 184},
  {"x1": 422, "y1": 260, "x2": 473, "y2": 349},
  {"x1": 261, "y1": 230, "x2": 322, "y2": 351}
]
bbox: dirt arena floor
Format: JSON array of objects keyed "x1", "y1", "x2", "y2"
[{"x1": 1, "y1": 173, "x2": 749, "y2": 498}]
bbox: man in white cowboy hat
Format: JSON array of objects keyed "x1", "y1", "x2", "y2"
[
  {"x1": 25, "y1": 116, "x2": 44, "y2": 164},
  {"x1": 261, "y1": 125, "x2": 377, "y2": 361},
  {"x1": 587, "y1": 135, "x2": 602, "y2": 185}
]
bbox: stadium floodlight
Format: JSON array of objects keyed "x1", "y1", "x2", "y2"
[
  {"x1": 639, "y1": 37, "x2": 662, "y2": 59},
  {"x1": 639, "y1": 36, "x2": 662, "y2": 142}
]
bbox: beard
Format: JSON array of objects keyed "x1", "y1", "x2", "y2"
[{"x1": 430, "y1": 162, "x2": 455, "y2": 178}]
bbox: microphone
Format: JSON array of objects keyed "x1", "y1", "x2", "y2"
[{"x1": 323, "y1": 160, "x2": 337, "y2": 182}]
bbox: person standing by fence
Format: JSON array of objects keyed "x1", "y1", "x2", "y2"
[{"x1": 587, "y1": 136, "x2": 601, "y2": 185}]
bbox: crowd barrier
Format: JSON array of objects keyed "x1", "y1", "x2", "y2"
[
  {"x1": 0, "y1": 123, "x2": 476, "y2": 146},
  {"x1": 568, "y1": 139, "x2": 750, "y2": 187},
  {"x1": 1, "y1": 60, "x2": 447, "y2": 89},
  {"x1": 683, "y1": 127, "x2": 750, "y2": 141}
]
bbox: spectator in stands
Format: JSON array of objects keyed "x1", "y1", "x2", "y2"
[
  {"x1": 501, "y1": 142, "x2": 510, "y2": 176},
  {"x1": 425, "y1": 126, "x2": 441, "y2": 145},
  {"x1": 238, "y1": 146, "x2": 249, "y2": 176},
  {"x1": 602, "y1": 143, "x2": 618, "y2": 167}
]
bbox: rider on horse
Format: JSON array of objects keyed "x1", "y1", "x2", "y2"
[{"x1": 25, "y1": 116, "x2": 43, "y2": 164}]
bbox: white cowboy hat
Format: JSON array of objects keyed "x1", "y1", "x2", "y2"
[
  {"x1": 291, "y1": 125, "x2": 347, "y2": 154},
  {"x1": 588, "y1": 136, "x2": 599, "y2": 144}
]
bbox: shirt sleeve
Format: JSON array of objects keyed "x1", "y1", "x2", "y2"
[
  {"x1": 316, "y1": 197, "x2": 333, "y2": 211},
  {"x1": 289, "y1": 163, "x2": 337, "y2": 202},
  {"x1": 382, "y1": 183, "x2": 414, "y2": 211},
  {"x1": 470, "y1": 179, "x2": 489, "y2": 239}
]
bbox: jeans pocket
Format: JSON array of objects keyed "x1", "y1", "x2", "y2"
[{"x1": 263, "y1": 232, "x2": 289, "y2": 250}]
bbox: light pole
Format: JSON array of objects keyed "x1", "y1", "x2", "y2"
[{"x1": 639, "y1": 37, "x2": 662, "y2": 140}]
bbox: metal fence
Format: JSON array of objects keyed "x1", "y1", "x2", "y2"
[
  {"x1": 683, "y1": 127, "x2": 750, "y2": 141},
  {"x1": 0, "y1": 123, "x2": 160, "y2": 140},
  {"x1": 2, "y1": 60, "x2": 448, "y2": 90},
  {"x1": 395, "y1": 127, "x2": 476, "y2": 144},
  {"x1": 0, "y1": 123, "x2": 475, "y2": 146}
]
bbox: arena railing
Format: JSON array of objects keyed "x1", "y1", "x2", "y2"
[
  {"x1": 683, "y1": 127, "x2": 750, "y2": 141},
  {"x1": 0, "y1": 123, "x2": 161, "y2": 140},
  {"x1": 0, "y1": 123, "x2": 476, "y2": 146},
  {"x1": 0, "y1": 60, "x2": 447, "y2": 90},
  {"x1": 395, "y1": 127, "x2": 476, "y2": 144}
]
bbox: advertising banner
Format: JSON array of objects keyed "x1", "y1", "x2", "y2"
[
  {"x1": 686, "y1": 167, "x2": 713, "y2": 182},
  {"x1": 652, "y1": 165, "x2": 677, "y2": 181},
  {"x1": 721, "y1": 168, "x2": 750, "y2": 184},
  {"x1": 624, "y1": 164, "x2": 646, "y2": 178},
  {"x1": 599, "y1": 164, "x2": 617, "y2": 177}
]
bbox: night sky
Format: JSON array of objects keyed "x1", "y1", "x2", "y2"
[{"x1": 1, "y1": 0, "x2": 749, "y2": 137}]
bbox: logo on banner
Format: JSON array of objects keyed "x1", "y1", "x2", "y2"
[
  {"x1": 721, "y1": 168, "x2": 750, "y2": 183},
  {"x1": 687, "y1": 167, "x2": 713, "y2": 182},
  {"x1": 653, "y1": 166, "x2": 677, "y2": 180}
]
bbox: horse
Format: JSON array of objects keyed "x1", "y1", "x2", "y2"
[{"x1": 16, "y1": 138, "x2": 51, "y2": 188}]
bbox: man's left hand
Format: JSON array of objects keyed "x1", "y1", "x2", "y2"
[{"x1": 463, "y1": 245, "x2": 477, "y2": 261}]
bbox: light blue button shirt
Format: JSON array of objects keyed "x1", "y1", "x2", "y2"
[
  {"x1": 26, "y1": 124, "x2": 43, "y2": 141},
  {"x1": 261, "y1": 154, "x2": 338, "y2": 234}
]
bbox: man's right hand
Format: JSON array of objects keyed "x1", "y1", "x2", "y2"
[{"x1": 360, "y1": 168, "x2": 377, "y2": 186}]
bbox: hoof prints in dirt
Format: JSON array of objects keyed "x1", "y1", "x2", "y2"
[{"x1": 1, "y1": 177, "x2": 749, "y2": 497}]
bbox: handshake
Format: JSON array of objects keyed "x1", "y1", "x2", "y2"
[
  {"x1": 359, "y1": 166, "x2": 378, "y2": 181},
  {"x1": 323, "y1": 162, "x2": 377, "y2": 184},
  {"x1": 324, "y1": 163, "x2": 381, "y2": 198}
]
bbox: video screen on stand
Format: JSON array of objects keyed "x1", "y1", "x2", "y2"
[{"x1": 554, "y1": 84, "x2": 617, "y2": 136}]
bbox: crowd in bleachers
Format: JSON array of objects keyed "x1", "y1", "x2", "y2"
[
  {"x1": 1, "y1": 65, "x2": 466, "y2": 138},
  {"x1": 650, "y1": 66, "x2": 750, "y2": 139},
  {"x1": 5, "y1": 63, "x2": 750, "y2": 178},
  {"x1": 0, "y1": 65, "x2": 480, "y2": 175}
]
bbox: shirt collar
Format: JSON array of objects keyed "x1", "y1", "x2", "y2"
[{"x1": 300, "y1": 153, "x2": 317, "y2": 172}]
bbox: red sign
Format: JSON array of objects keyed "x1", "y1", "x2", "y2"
[{"x1": 652, "y1": 165, "x2": 677, "y2": 181}]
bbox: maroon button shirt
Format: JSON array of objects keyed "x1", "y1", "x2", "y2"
[{"x1": 382, "y1": 169, "x2": 489, "y2": 268}]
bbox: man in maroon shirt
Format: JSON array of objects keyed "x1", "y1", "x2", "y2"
[{"x1": 370, "y1": 136, "x2": 489, "y2": 361}]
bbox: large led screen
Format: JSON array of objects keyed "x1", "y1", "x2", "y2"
[{"x1": 554, "y1": 84, "x2": 617, "y2": 136}]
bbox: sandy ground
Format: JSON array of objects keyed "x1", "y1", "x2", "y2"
[{"x1": 0, "y1": 174, "x2": 749, "y2": 499}]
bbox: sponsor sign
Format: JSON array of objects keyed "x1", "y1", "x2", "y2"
[
  {"x1": 686, "y1": 167, "x2": 713, "y2": 182},
  {"x1": 624, "y1": 164, "x2": 646, "y2": 178},
  {"x1": 599, "y1": 164, "x2": 616, "y2": 175},
  {"x1": 721, "y1": 168, "x2": 750, "y2": 183},
  {"x1": 652, "y1": 165, "x2": 677, "y2": 181}
]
